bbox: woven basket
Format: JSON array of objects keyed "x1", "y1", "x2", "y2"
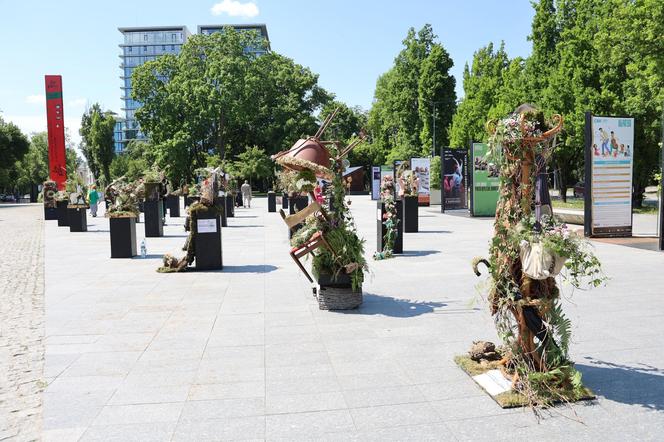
[{"x1": 317, "y1": 285, "x2": 362, "y2": 310}]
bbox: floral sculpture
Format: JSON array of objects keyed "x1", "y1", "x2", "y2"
[
  {"x1": 374, "y1": 175, "x2": 399, "y2": 260},
  {"x1": 472, "y1": 105, "x2": 606, "y2": 408}
]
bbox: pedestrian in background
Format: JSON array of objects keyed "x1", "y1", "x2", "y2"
[
  {"x1": 88, "y1": 185, "x2": 100, "y2": 217},
  {"x1": 241, "y1": 180, "x2": 252, "y2": 208}
]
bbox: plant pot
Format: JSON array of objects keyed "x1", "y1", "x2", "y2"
[
  {"x1": 144, "y1": 200, "x2": 164, "y2": 237},
  {"x1": 267, "y1": 191, "x2": 276, "y2": 212},
  {"x1": 403, "y1": 195, "x2": 419, "y2": 233},
  {"x1": 282, "y1": 193, "x2": 289, "y2": 209},
  {"x1": 377, "y1": 199, "x2": 403, "y2": 254},
  {"x1": 44, "y1": 206, "x2": 58, "y2": 220},
  {"x1": 67, "y1": 207, "x2": 87, "y2": 232},
  {"x1": 194, "y1": 211, "x2": 223, "y2": 270},
  {"x1": 225, "y1": 194, "x2": 235, "y2": 218},
  {"x1": 56, "y1": 200, "x2": 69, "y2": 226},
  {"x1": 519, "y1": 242, "x2": 567, "y2": 280},
  {"x1": 317, "y1": 272, "x2": 362, "y2": 310},
  {"x1": 109, "y1": 217, "x2": 137, "y2": 258},
  {"x1": 167, "y1": 195, "x2": 180, "y2": 217}
]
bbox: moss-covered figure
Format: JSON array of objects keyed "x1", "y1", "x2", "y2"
[{"x1": 475, "y1": 105, "x2": 606, "y2": 408}]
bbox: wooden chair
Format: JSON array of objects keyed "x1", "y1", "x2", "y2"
[{"x1": 280, "y1": 201, "x2": 334, "y2": 283}]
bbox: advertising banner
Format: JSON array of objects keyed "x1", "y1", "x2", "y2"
[
  {"x1": 471, "y1": 142, "x2": 499, "y2": 216},
  {"x1": 371, "y1": 166, "x2": 381, "y2": 200},
  {"x1": 585, "y1": 114, "x2": 634, "y2": 237},
  {"x1": 45, "y1": 75, "x2": 67, "y2": 190},
  {"x1": 411, "y1": 157, "x2": 431, "y2": 205},
  {"x1": 442, "y1": 148, "x2": 468, "y2": 210}
]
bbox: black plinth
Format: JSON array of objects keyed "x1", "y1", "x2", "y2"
[
  {"x1": 403, "y1": 196, "x2": 419, "y2": 233},
  {"x1": 57, "y1": 201, "x2": 69, "y2": 226},
  {"x1": 68, "y1": 207, "x2": 88, "y2": 232},
  {"x1": 282, "y1": 193, "x2": 289, "y2": 209},
  {"x1": 268, "y1": 192, "x2": 276, "y2": 212},
  {"x1": 225, "y1": 195, "x2": 235, "y2": 217},
  {"x1": 289, "y1": 195, "x2": 309, "y2": 215},
  {"x1": 218, "y1": 196, "x2": 228, "y2": 227},
  {"x1": 44, "y1": 206, "x2": 58, "y2": 220},
  {"x1": 185, "y1": 196, "x2": 200, "y2": 207},
  {"x1": 167, "y1": 195, "x2": 180, "y2": 217},
  {"x1": 144, "y1": 200, "x2": 164, "y2": 237},
  {"x1": 162, "y1": 199, "x2": 168, "y2": 219},
  {"x1": 194, "y1": 211, "x2": 223, "y2": 270},
  {"x1": 110, "y1": 217, "x2": 137, "y2": 258},
  {"x1": 139, "y1": 201, "x2": 144, "y2": 213},
  {"x1": 377, "y1": 199, "x2": 403, "y2": 254}
]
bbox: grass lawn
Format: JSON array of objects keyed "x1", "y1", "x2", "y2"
[{"x1": 552, "y1": 198, "x2": 658, "y2": 214}]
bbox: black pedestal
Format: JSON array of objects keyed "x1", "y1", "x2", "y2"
[
  {"x1": 44, "y1": 206, "x2": 58, "y2": 220},
  {"x1": 185, "y1": 196, "x2": 200, "y2": 207},
  {"x1": 162, "y1": 199, "x2": 168, "y2": 220},
  {"x1": 139, "y1": 201, "x2": 145, "y2": 213},
  {"x1": 377, "y1": 199, "x2": 403, "y2": 254},
  {"x1": 289, "y1": 195, "x2": 309, "y2": 215},
  {"x1": 225, "y1": 195, "x2": 235, "y2": 217},
  {"x1": 167, "y1": 195, "x2": 180, "y2": 217},
  {"x1": 194, "y1": 212, "x2": 223, "y2": 270},
  {"x1": 57, "y1": 201, "x2": 69, "y2": 226},
  {"x1": 282, "y1": 193, "x2": 289, "y2": 209},
  {"x1": 144, "y1": 200, "x2": 164, "y2": 237},
  {"x1": 403, "y1": 196, "x2": 419, "y2": 233},
  {"x1": 218, "y1": 196, "x2": 228, "y2": 227},
  {"x1": 268, "y1": 192, "x2": 276, "y2": 212},
  {"x1": 110, "y1": 217, "x2": 137, "y2": 258},
  {"x1": 68, "y1": 207, "x2": 88, "y2": 232}
]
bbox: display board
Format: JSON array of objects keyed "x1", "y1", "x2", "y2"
[
  {"x1": 442, "y1": 148, "x2": 468, "y2": 210},
  {"x1": 44, "y1": 75, "x2": 67, "y2": 190},
  {"x1": 584, "y1": 113, "x2": 635, "y2": 237},
  {"x1": 371, "y1": 166, "x2": 381, "y2": 200},
  {"x1": 393, "y1": 160, "x2": 405, "y2": 198},
  {"x1": 411, "y1": 157, "x2": 431, "y2": 205},
  {"x1": 471, "y1": 142, "x2": 499, "y2": 216}
]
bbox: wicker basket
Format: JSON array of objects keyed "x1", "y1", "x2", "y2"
[{"x1": 317, "y1": 285, "x2": 362, "y2": 310}]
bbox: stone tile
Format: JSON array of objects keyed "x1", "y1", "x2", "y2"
[
  {"x1": 108, "y1": 385, "x2": 191, "y2": 405},
  {"x1": 188, "y1": 381, "x2": 265, "y2": 401},
  {"x1": 79, "y1": 422, "x2": 176, "y2": 441},
  {"x1": 349, "y1": 402, "x2": 442, "y2": 431},
  {"x1": 61, "y1": 351, "x2": 142, "y2": 377},
  {"x1": 172, "y1": 416, "x2": 265, "y2": 441},
  {"x1": 266, "y1": 391, "x2": 347, "y2": 414},
  {"x1": 42, "y1": 427, "x2": 87, "y2": 442},
  {"x1": 92, "y1": 402, "x2": 184, "y2": 425},
  {"x1": 267, "y1": 375, "x2": 342, "y2": 396},
  {"x1": 342, "y1": 385, "x2": 426, "y2": 408},
  {"x1": 179, "y1": 397, "x2": 265, "y2": 421},
  {"x1": 265, "y1": 410, "x2": 355, "y2": 439}
]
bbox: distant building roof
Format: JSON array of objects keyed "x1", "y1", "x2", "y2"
[{"x1": 343, "y1": 166, "x2": 363, "y2": 177}]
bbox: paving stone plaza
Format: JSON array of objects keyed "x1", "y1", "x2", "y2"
[{"x1": 2, "y1": 196, "x2": 663, "y2": 441}]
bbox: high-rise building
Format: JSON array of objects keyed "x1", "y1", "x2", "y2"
[{"x1": 115, "y1": 24, "x2": 270, "y2": 153}]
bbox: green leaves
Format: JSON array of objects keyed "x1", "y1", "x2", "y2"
[{"x1": 79, "y1": 103, "x2": 116, "y2": 186}]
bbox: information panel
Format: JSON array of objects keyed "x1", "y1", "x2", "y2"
[
  {"x1": 587, "y1": 115, "x2": 634, "y2": 237},
  {"x1": 44, "y1": 75, "x2": 67, "y2": 190},
  {"x1": 411, "y1": 157, "x2": 431, "y2": 205},
  {"x1": 471, "y1": 143, "x2": 499, "y2": 216},
  {"x1": 442, "y1": 148, "x2": 468, "y2": 210}
]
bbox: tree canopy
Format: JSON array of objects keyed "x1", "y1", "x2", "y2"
[{"x1": 79, "y1": 103, "x2": 116, "y2": 185}]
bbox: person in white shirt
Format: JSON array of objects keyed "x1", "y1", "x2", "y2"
[{"x1": 240, "y1": 180, "x2": 252, "y2": 208}]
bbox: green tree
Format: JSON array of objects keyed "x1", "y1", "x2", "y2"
[
  {"x1": 15, "y1": 132, "x2": 48, "y2": 193},
  {"x1": 0, "y1": 117, "x2": 30, "y2": 191},
  {"x1": 418, "y1": 44, "x2": 456, "y2": 154},
  {"x1": 369, "y1": 25, "x2": 456, "y2": 162},
  {"x1": 231, "y1": 146, "x2": 274, "y2": 187},
  {"x1": 80, "y1": 103, "x2": 116, "y2": 185},
  {"x1": 448, "y1": 42, "x2": 510, "y2": 148}
]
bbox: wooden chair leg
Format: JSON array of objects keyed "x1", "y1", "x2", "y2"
[{"x1": 290, "y1": 252, "x2": 314, "y2": 283}]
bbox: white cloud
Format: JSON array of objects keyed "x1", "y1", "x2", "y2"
[
  {"x1": 211, "y1": 0, "x2": 259, "y2": 17},
  {"x1": 68, "y1": 98, "x2": 87, "y2": 108},
  {"x1": 25, "y1": 94, "x2": 45, "y2": 104}
]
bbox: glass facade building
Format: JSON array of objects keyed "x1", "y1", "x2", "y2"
[{"x1": 115, "y1": 24, "x2": 270, "y2": 153}]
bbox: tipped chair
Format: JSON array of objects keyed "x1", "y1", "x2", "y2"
[{"x1": 279, "y1": 201, "x2": 335, "y2": 283}]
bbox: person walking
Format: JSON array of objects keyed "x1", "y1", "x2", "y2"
[
  {"x1": 241, "y1": 180, "x2": 252, "y2": 208},
  {"x1": 88, "y1": 185, "x2": 100, "y2": 217}
]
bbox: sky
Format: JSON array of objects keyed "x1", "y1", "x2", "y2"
[{"x1": 0, "y1": 0, "x2": 535, "y2": 145}]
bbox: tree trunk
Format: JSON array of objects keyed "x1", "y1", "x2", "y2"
[{"x1": 560, "y1": 184, "x2": 568, "y2": 203}]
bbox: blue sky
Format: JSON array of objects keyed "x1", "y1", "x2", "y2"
[{"x1": 0, "y1": 0, "x2": 535, "y2": 144}]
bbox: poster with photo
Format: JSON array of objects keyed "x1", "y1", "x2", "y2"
[
  {"x1": 471, "y1": 143, "x2": 500, "y2": 216},
  {"x1": 371, "y1": 166, "x2": 381, "y2": 200},
  {"x1": 442, "y1": 148, "x2": 468, "y2": 210},
  {"x1": 588, "y1": 115, "x2": 634, "y2": 236},
  {"x1": 411, "y1": 157, "x2": 431, "y2": 205}
]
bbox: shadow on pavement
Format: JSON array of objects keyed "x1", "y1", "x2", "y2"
[
  {"x1": 578, "y1": 358, "x2": 664, "y2": 411},
  {"x1": 343, "y1": 293, "x2": 447, "y2": 317},
  {"x1": 399, "y1": 250, "x2": 441, "y2": 257},
  {"x1": 222, "y1": 264, "x2": 278, "y2": 273}
]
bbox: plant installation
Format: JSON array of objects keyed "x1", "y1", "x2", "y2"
[
  {"x1": 105, "y1": 178, "x2": 140, "y2": 218},
  {"x1": 470, "y1": 106, "x2": 606, "y2": 409},
  {"x1": 374, "y1": 175, "x2": 399, "y2": 260}
]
